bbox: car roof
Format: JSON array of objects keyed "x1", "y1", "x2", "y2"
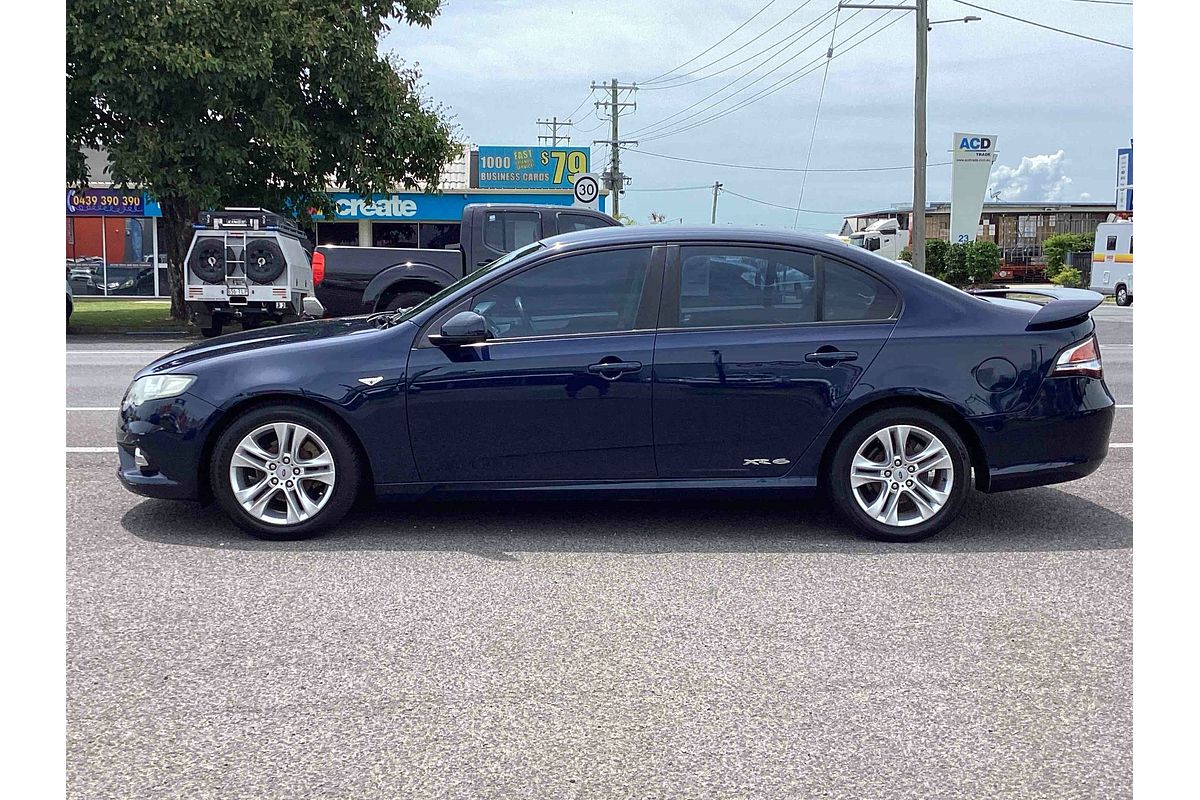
[{"x1": 542, "y1": 224, "x2": 850, "y2": 253}]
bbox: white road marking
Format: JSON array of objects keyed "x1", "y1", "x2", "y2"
[
  {"x1": 66, "y1": 447, "x2": 118, "y2": 453},
  {"x1": 1116, "y1": 404, "x2": 1133, "y2": 409},
  {"x1": 1110, "y1": 443, "x2": 1133, "y2": 448},
  {"x1": 66, "y1": 350, "x2": 172, "y2": 356},
  {"x1": 66, "y1": 407, "x2": 119, "y2": 412}
]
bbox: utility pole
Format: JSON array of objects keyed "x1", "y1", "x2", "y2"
[
  {"x1": 591, "y1": 78, "x2": 638, "y2": 219},
  {"x1": 913, "y1": 0, "x2": 928, "y2": 273},
  {"x1": 536, "y1": 116, "x2": 572, "y2": 146},
  {"x1": 838, "y1": 2, "x2": 927, "y2": 272},
  {"x1": 711, "y1": 181, "x2": 723, "y2": 224}
]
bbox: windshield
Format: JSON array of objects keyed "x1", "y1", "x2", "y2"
[{"x1": 386, "y1": 240, "x2": 546, "y2": 324}]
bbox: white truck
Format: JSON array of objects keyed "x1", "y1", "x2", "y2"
[
  {"x1": 847, "y1": 218, "x2": 910, "y2": 261},
  {"x1": 184, "y1": 208, "x2": 322, "y2": 337},
  {"x1": 1088, "y1": 220, "x2": 1133, "y2": 306}
]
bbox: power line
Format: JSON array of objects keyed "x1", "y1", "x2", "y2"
[
  {"x1": 628, "y1": 148, "x2": 952, "y2": 173},
  {"x1": 560, "y1": 90, "x2": 594, "y2": 121},
  {"x1": 721, "y1": 188, "x2": 846, "y2": 215},
  {"x1": 631, "y1": 5, "x2": 850, "y2": 140},
  {"x1": 1047, "y1": 0, "x2": 1132, "y2": 5},
  {"x1": 793, "y1": 5, "x2": 842, "y2": 228},
  {"x1": 642, "y1": 0, "x2": 782, "y2": 84},
  {"x1": 639, "y1": 1, "x2": 822, "y2": 91},
  {"x1": 625, "y1": 185, "x2": 713, "y2": 192},
  {"x1": 949, "y1": 0, "x2": 1132, "y2": 49},
  {"x1": 639, "y1": 10, "x2": 907, "y2": 143}
]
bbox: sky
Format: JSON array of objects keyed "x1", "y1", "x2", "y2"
[{"x1": 381, "y1": 0, "x2": 1133, "y2": 231}]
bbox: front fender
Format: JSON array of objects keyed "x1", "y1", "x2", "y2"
[{"x1": 362, "y1": 263, "x2": 456, "y2": 309}]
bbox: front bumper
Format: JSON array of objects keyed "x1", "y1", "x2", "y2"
[
  {"x1": 116, "y1": 392, "x2": 222, "y2": 500},
  {"x1": 971, "y1": 375, "x2": 1115, "y2": 493}
]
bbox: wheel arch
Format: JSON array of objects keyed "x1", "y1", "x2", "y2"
[
  {"x1": 374, "y1": 279, "x2": 441, "y2": 312},
  {"x1": 363, "y1": 263, "x2": 455, "y2": 310},
  {"x1": 816, "y1": 394, "x2": 991, "y2": 491},
  {"x1": 196, "y1": 392, "x2": 376, "y2": 502}
]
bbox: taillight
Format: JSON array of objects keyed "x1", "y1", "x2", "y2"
[
  {"x1": 1051, "y1": 335, "x2": 1102, "y2": 378},
  {"x1": 311, "y1": 250, "x2": 325, "y2": 286}
]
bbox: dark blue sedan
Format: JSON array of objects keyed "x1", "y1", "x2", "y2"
[{"x1": 117, "y1": 227, "x2": 1114, "y2": 542}]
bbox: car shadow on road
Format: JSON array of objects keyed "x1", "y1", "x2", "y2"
[{"x1": 120, "y1": 486, "x2": 1131, "y2": 557}]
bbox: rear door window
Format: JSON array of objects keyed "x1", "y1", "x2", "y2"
[
  {"x1": 823, "y1": 260, "x2": 899, "y2": 322},
  {"x1": 484, "y1": 212, "x2": 541, "y2": 253},
  {"x1": 557, "y1": 213, "x2": 612, "y2": 235},
  {"x1": 676, "y1": 246, "x2": 817, "y2": 328}
]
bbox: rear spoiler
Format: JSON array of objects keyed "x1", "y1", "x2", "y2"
[{"x1": 969, "y1": 287, "x2": 1104, "y2": 331}]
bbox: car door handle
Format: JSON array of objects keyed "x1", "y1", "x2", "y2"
[
  {"x1": 805, "y1": 349, "x2": 858, "y2": 364},
  {"x1": 587, "y1": 360, "x2": 642, "y2": 378}
]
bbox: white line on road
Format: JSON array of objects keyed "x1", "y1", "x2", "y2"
[
  {"x1": 1116, "y1": 404, "x2": 1133, "y2": 409},
  {"x1": 66, "y1": 407, "x2": 118, "y2": 412},
  {"x1": 1110, "y1": 443, "x2": 1133, "y2": 448},
  {"x1": 66, "y1": 447, "x2": 118, "y2": 453},
  {"x1": 66, "y1": 350, "x2": 172, "y2": 356}
]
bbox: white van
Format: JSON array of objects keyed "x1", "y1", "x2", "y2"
[{"x1": 1089, "y1": 220, "x2": 1133, "y2": 306}]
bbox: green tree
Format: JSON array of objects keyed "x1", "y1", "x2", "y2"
[
  {"x1": 966, "y1": 240, "x2": 1001, "y2": 286},
  {"x1": 67, "y1": 0, "x2": 460, "y2": 320},
  {"x1": 616, "y1": 213, "x2": 637, "y2": 226},
  {"x1": 1042, "y1": 232, "x2": 1093, "y2": 281}
]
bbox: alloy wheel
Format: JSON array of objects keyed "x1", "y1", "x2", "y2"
[
  {"x1": 228, "y1": 422, "x2": 336, "y2": 525},
  {"x1": 849, "y1": 424, "x2": 954, "y2": 528}
]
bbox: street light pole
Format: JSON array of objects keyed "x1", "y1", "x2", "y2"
[{"x1": 711, "y1": 181, "x2": 723, "y2": 224}]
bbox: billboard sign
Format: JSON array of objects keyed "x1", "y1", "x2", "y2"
[
  {"x1": 1116, "y1": 146, "x2": 1133, "y2": 212},
  {"x1": 476, "y1": 146, "x2": 591, "y2": 190},
  {"x1": 949, "y1": 132, "x2": 997, "y2": 244}
]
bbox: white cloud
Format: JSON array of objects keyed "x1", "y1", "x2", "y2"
[{"x1": 988, "y1": 150, "x2": 1074, "y2": 202}]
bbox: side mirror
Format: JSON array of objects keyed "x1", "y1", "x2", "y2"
[{"x1": 429, "y1": 310, "x2": 489, "y2": 346}]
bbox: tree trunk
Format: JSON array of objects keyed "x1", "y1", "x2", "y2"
[{"x1": 158, "y1": 196, "x2": 200, "y2": 322}]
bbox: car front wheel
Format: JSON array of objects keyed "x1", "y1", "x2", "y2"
[
  {"x1": 829, "y1": 409, "x2": 971, "y2": 542},
  {"x1": 1115, "y1": 285, "x2": 1130, "y2": 306},
  {"x1": 210, "y1": 404, "x2": 361, "y2": 539}
]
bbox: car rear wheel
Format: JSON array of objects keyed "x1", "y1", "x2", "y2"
[
  {"x1": 1115, "y1": 285, "x2": 1130, "y2": 306},
  {"x1": 828, "y1": 408, "x2": 971, "y2": 542},
  {"x1": 383, "y1": 290, "x2": 432, "y2": 313},
  {"x1": 210, "y1": 404, "x2": 361, "y2": 540}
]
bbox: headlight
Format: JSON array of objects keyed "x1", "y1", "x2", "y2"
[{"x1": 123, "y1": 374, "x2": 196, "y2": 407}]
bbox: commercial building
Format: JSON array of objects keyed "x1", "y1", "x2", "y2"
[
  {"x1": 68, "y1": 145, "x2": 602, "y2": 297},
  {"x1": 841, "y1": 201, "x2": 1117, "y2": 265}
]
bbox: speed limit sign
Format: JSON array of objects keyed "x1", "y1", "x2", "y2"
[{"x1": 573, "y1": 173, "x2": 600, "y2": 209}]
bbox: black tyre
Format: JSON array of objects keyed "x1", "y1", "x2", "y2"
[
  {"x1": 382, "y1": 290, "x2": 432, "y2": 313},
  {"x1": 244, "y1": 240, "x2": 286, "y2": 284},
  {"x1": 1115, "y1": 284, "x2": 1130, "y2": 307},
  {"x1": 198, "y1": 318, "x2": 224, "y2": 338},
  {"x1": 210, "y1": 404, "x2": 361, "y2": 540},
  {"x1": 828, "y1": 408, "x2": 972, "y2": 542},
  {"x1": 189, "y1": 241, "x2": 228, "y2": 284}
]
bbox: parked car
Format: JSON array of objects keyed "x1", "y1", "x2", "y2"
[
  {"x1": 117, "y1": 227, "x2": 1114, "y2": 543},
  {"x1": 314, "y1": 203, "x2": 618, "y2": 317}
]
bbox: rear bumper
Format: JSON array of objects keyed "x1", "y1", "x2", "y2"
[
  {"x1": 116, "y1": 392, "x2": 220, "y2": 501},
  {"x1": 970, "y1": 375, "x2": 1115, "y2": 493}
]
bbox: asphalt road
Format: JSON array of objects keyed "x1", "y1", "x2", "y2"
[{"x1": 66, "y1": 306, "x2": 1133, "y2": 800}]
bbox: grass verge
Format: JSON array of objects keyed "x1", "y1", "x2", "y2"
[{"x1": 67, "y1": 298, "x2": 190, "y2": 334}]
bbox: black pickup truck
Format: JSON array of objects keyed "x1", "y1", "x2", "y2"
[{"x1": 314, "y1": 203, "x2": 618, "y2": 317}]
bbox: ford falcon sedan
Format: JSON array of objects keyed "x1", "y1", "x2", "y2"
[{"x1": 118, "y1": 226, "x2": 1113, "y2": 542}]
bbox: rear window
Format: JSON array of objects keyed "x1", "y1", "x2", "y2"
[
  {"x1": 823, "y1": 261, "x2": 899, "y2": 321},
  {"x1": 484, "y1": 212, "x2": 540, "y2": 253}
]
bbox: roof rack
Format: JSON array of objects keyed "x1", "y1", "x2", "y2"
[{"x1": 195, "y1": 208, "x2": 306, "y2": 241}]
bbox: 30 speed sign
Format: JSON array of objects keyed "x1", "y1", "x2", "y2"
[{"x1": 572, "y1": 173, "x2": 600, "y2": 208}]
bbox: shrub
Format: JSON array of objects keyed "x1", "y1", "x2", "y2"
[
  {"x1": 898, "y1": 247, "x2": 912, "y2": 262},
  {"x1": 966, "y1": 240, "x2": 1001, "y2": 286},
  {"x1": 939, "y1": 242, "x2": 972, "y2": 287},
  {"x1": 1052, "y1": 266, "x2": 1084, "y2": 288},
  {"x1": 1043, "y1": 233, "x2": 1092, "y2": 281},
  {"x1": 925, "y1": 238, "x2": 951, "y2": 278}
]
